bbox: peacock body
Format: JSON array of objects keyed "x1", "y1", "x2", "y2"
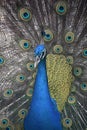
[
  {"x1": 0, "y1": 0, "x2": 87, "y2": 130},
  {"x1": 24, "y1": 44, "x2": 62, "y2": 130}
]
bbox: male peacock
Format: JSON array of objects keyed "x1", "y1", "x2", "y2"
[
  {"x1": 24, "y1": 44, "x2": 62, "y2": 130},
  {"x1": 0, "y1": 0, "x2": 87, "y2": 130}
]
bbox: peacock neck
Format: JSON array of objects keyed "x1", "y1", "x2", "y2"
[
  {"x1": 24, "y1": 56, "x2": 62, "y2": 130},
  {"x1": 31, "y1": 56, "x2": 51, "y2": 106}
]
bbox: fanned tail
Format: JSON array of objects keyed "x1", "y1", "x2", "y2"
[{"x1": 0, "y1": 0, "x2": 87, "y2": 130}]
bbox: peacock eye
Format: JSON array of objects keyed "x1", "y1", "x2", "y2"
[
  {"x1": 0, "y1": 56, "x2": 5, "y2": 65},
  {"x1": 43, "y1": 29, "x2": 53, "y2": 42},
  {"x1": 0, "y1": 118, "x2": 9, "y2": 128},
  {"x1": 82, "y1": 48, "x2": 87, "y2": 58},
  {"x1": 6, "y1": 127, "x2": 10, "y2": 130},
  {"x1": 80, "y1": 83, "x2": 87, "y2": 91},
  {"x1": 53, "y1": 45, "x2": 63, "y2": 54},
  {"x1": 18, "y1": 8, "x2": 32, "y2": 21},
  {"x1": 16, "y1": 74, "x2": 26, "y2": 83},
  {"x1": 6, "y1": 125, "x2": 14, "y2": 130},
  {"x1": 19, "y1": 39, "x2": 31, "y2": 50},
  {"x1": 63, "y1": 118, "x2": 72, "y2": 128},
  {"x1": 73, "y1": 67, "x2": 82, "y2": 77},
  {"x1": 55, "y1": 1, "x2": 67, "y2": 15},
  {"x1": 18, "y1": 109, "x2": 28, "y2": 119},
  {"x1": 26, "y1": 62, "x2": 35, "y2": 71},
  {"x1": 65, "y1": 32, "x2": 74, "y2": 43},
  {"x1": 66, "y1": 56, "x2": 74, "y2": 65},
  {"x1": 68, "y1": 95, "x2": 76, "y2": 104},
  {"x1": 26, "y1": 88, "x2": 33, "y2": 97},
  {"x1": 3, "y1": 89, "x2": 13, "y2": 99}
]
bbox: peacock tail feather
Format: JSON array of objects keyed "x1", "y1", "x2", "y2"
[{"x1": 0, "y1": 0, "x2": 87, "y2": 130}]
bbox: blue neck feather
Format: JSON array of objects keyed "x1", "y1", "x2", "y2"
[
  {"x1": 32, "y1": 57, "x2": 51, "y2": 102},
  {"x1": 24, "y1": 57, "x2": 62, "y2": 130}
]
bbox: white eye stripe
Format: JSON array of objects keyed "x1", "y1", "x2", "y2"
[
  {"x1": 34, "y1": 56, "x2": 40, "y2": 68},
  {"x1": 34, "y1": 48, "x2": 46, "y2": 68}
]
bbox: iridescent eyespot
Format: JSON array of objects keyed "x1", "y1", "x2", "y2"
[
  {"x1": 66, "y1": 56, "x2": 74, "y2": 65},
  {"x1": 26, "y1": 88, "x2": 33, "y2": 97},
  {"x1": 16, "y1": 74, "x2": 26, "y2": 83},
  {"x1": 0, "y1": 56, "x2": 5, "y2": 66},
  {"x1": 6, "y1": 125, "x2": 14, "y2": 130},
  {"x1": 26, "y1": 62, "x2": 35, "y2": 71},
  {"x1": 53, "y1": 45, "x2": 63, "y2": 54},
  {"x1": 18, "y1": 109, "x2": 28, "y2": 119},
  {"x1": 18, "y1": 8, "x2": 32, "y2": 21},
  {"x1": 19, "y1": 39, "x2": 31, "y2": 50},
  {"x1": 3, "y1": 89, "x2": 13, "y2": 99},
  {"x1": 74, "y1": 67, "x2": 82, "y2": 77},
  {"x1": 80, "y1": 83, "x2": 87, "y2": 91},
  {"x1": 0, "y1": 118, "x2": 9, "y2": 128},
  {"x1": 63, "y1": 118, "x2": 72, "y2": 128},
  {"x1": 6, "y1": 127, "x2": 10, "y2": 130},
  {"x1": 82, "y1": 48, "x2": 87, "y2": 58},
  {"x1": 55, "y1": 1, "x2": 67, "y2": 15},
  {"x1": 65, "y1": 32, "x2": 74, "y2": 43},
  {"x1": 68, "y1": 95, "x2": 76, "y2": 104},
  {"x1": 43, "y1": 29, "x2": 53, "y2": 42}
]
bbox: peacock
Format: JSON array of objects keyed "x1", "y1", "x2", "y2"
[{"x1": 0, "y1": 0, "x2": 87, "y2": 130}]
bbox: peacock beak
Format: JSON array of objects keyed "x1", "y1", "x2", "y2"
[{"x1": 34, "y1": 56, "x2": 40, "y2": 68}]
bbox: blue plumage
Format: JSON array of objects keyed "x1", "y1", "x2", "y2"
[
  {"x1": 24, "y1": 45, "x2": 62, "y2": 130},
  {"x1": 0, "y1": 0, "x2": 87, "y2": 130}
]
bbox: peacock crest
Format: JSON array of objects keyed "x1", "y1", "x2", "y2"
[{"x1": 0, "y1": 0, "x2": 87, "y2": 130}]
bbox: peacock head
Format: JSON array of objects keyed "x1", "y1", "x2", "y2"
[{"x1": 34, "y1": 44, "x2": 46, "y2": 67}]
